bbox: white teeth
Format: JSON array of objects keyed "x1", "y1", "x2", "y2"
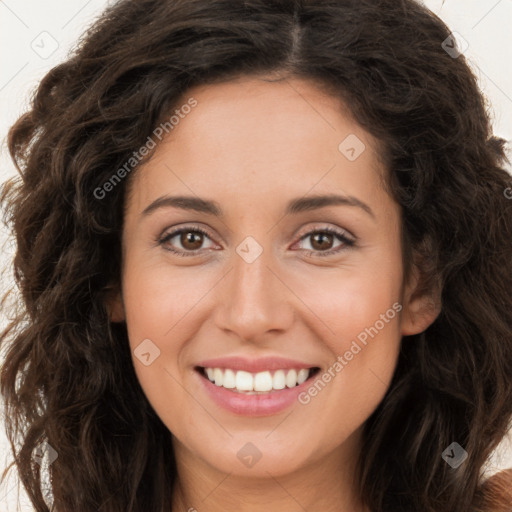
[
  {"x1": 285, "y1": 369, "x2": 297, "y2": 388},
  {"x1": 254, "y1": 371, "x2": 273, "y2": 392},
  {"x1": 203, "y1": 367, "x2": 314, "y2": 392},
  {"x1": 223, "y1": 369, "x2": 236, "y2": 389},
  {"x1": 297, "y1": 368, "x2": 309, "y2": 385},
  {"x1": 235, "y1": 370, "x2": 254, "y2": 391},
  {"x1": 213, "y1": 368, "x2": 223, "y2": 386},
  {"x1": 272, "y1": 370, "x2": 286, "y2": 390}
]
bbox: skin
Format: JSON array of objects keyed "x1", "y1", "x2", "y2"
[{"x1": 107, "y1": 75, "x2": 441, "y2": 512}]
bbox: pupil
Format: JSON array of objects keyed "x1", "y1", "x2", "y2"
[
  {"x1": 312, "y1": 233, "x2": 333, "y2": 250},
  {"x1": 182, "y1": 231, "x2": 203, "y2": 250}
]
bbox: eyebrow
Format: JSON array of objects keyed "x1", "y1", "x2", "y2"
[{"x1": 140, "y1": 193, "x2": 375, "y2": 220}]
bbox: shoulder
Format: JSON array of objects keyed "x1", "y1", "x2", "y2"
[{"x1": 473, "y1": 469, "x2": 512, "y2": 512}]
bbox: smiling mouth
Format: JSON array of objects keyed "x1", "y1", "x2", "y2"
[{"x1": 195, "y1": 366, "x2": 321, "y2": 394}]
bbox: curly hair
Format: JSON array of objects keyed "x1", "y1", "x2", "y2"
[{"x1": 1, "y1": 0, "x2": 512, "y2": 511}]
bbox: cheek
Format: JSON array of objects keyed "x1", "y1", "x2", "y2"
[
  {"x1": 119, "y1": 262, "x2": 215, "y2": 426},
  {"x1": 289, "y1": 251, "x2": 403, "y2": 354},
  {"x1": 122, "y1": 261, "x2": 214, "y2": 347},
  {"x1": 289, "y1": 257, "x2": 403, "y2": 432}
]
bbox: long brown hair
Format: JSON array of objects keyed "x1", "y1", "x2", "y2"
[{"x1": 1, "y1": 0, "x2": 512, "y2": 510}]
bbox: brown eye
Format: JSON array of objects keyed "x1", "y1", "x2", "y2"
[
  {"x1": 180, "y1": 231, "x2": 204, "y2": 250},
  {"x1": 309, "y1": 232, "x2": 335, "y2": 251},
  {"x1": 295, "y1": 227, "x2": 355, "y2": 258},
  {"x1": 158, "y1": 226, "x2": 216, "y2": 256}
]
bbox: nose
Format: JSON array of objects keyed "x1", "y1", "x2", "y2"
[{"x1": 213, "y1": 241, "x2": 295, "y2": 343}]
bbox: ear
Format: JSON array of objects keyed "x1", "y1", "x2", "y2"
[
  {"x1": 104, "y1": 285, "x2": 125, "y2": 323},
  {"x1": 400, "y1": 262, "x2": 442, "y2": 336}
]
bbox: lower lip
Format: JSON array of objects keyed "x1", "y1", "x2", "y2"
[{"x1": 196, "y1": 370, "x2": 315, "y2": 416}]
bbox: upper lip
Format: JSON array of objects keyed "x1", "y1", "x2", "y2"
[{"x1": 196, "y1": 356, "x2": 319, "y2": 374}]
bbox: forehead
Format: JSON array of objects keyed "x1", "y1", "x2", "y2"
[{"x1": 126, "y1": 76, "x2": 388, "y2": 216}]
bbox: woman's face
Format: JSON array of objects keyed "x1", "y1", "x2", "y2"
[{"x1": 110, "y1": 76, "x2": 436, "y2": 479}]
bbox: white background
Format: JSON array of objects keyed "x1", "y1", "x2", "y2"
[{"x1": 1, "y1": 1, "x2": 512, "y2": 510}]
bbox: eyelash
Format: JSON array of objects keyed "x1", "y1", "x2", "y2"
[{"x1": 157, "y1": 224, "x2": 355, "y2": 258}]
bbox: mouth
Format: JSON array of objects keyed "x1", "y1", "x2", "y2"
[
  {"x1": 193, "y1": 356, "x2": 323, "y2": 416},
  {"x1": 195, "y1": 366, "x2": 321, "y2": 394}
]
